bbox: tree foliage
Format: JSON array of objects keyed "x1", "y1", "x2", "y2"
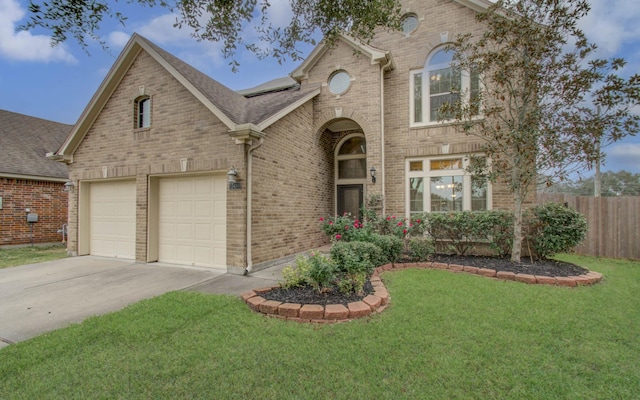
[
  {"x1": 20, "y1": 0, "x2": 403, "y2": 67},
  {"x1": 545, "y1": 170, "x2": 640, "y2": 196},
  {"x1": 443, "y1": 0, "x2": 640, "y2": 262}
]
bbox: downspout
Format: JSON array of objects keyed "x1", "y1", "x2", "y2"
[
  {"x1": 244, "y1": 137, "x2": 264, "y2": 275},
  {"x1": 380, "y1": 57, "x2": 393, "y2": 216}
]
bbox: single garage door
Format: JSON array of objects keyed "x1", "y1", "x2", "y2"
[
  {"x1": 89, "y1": 180, "x2": 136, "y2": 259},
  {"x1": 158, "y1": 175, "x2": 226, "y2": 269}
]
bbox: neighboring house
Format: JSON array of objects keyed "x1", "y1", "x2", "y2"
[
  {"x1": 50, "y1": 0, "x2": 510, "y2": 273},
  {"x1": 0, "y1": 110, "x2": 71, "y2": 246}
]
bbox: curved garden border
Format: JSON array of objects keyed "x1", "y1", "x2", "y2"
[{"x1": 242, "y1": 261, "x2": 604, "y2": 323}]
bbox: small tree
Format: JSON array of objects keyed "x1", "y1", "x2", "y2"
[{"x1": 443, "y1": 0, "x2": 640, "y2": 262}]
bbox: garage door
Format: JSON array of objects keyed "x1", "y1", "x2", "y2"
[
  {"x1": 89, "y1": 180, "x2": 136, "y2": 259},
  {"x1": 158, "y1": 175, "x2": 226, "y2": 269}
]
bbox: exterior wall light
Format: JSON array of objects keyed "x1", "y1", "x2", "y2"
[
  {"x1": 370, "y1": 166, "x2": 377, "y2": 184},
  {"x1": 63, "y1": 181, "x2": 75, "y2": 192},
  {"x1": 227, "y1": 166, "x2": 238, "y2": 184}
]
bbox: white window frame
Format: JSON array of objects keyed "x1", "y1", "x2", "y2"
[
  {"x1": 136, "y1": 96, "x2": 151, "y2": 129},
  {"x1": 410, "y1": 47, "x2": 479, "y2": 127},
  {"x1": 405, "y1": 155, "x2": 491, "y2": 217}
]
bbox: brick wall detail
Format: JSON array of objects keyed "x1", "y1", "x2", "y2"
[{"x1": 0, "y1": 178, "x2": 68, "y2": 245}]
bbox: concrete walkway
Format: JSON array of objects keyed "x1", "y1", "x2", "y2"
[{"x1": 0, "y1": 256, "x2": 287, "y2": 349}]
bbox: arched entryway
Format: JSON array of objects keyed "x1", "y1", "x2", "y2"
[{"x1": 335, "y1": 133, "x2": 367, "y2": 219}]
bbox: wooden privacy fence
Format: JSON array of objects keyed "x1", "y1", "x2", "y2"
[{"x1": 537, "y1": 193, "x2": 640, "y2": 260}]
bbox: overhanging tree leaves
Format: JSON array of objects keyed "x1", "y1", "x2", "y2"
[
  {"x1": 20, "y1": 0, "x2": 402, "y2": 67},
  {"x1": 442, "y1": 0, "x2": 640, "y2": 262}
]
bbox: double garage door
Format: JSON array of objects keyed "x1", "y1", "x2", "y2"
[{"x1": 88, "y1": 175, "x2": 226, "y2": 268}]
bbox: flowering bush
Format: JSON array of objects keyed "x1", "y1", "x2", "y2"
[{"x1": 320, "y1": 214, "x2": 371, "y2": 242}]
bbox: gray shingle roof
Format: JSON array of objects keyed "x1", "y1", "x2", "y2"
[
  {"x1": 136, "y1": 35, "x2": 317, "y2": 127},
  {"x1": 0, "y1": 109, "x2": 70, "y2": 180}
]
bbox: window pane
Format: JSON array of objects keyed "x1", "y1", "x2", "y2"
[
  {"x1": 329, "y1": 70, "x2": 351, "y2": 95},
  {"x1": 430, "y1": 159, "x2": 462, "y2": 171},
  {"x1": 429, "y1": 67, "x2": 459, "y2": 95},
  {"x1": 429, "y1": 49, "x2": 453, "y2": 67},
  {"x1": 410, "y1": 178, "x2": 424, "y2": 214},
  {"x1": 338, "y1": 137, "x2": 366, "y2": 155},
  {"x1": 338, "y1": 159, "x2": 366, "y2": 179},
  {"x1": 470, "y1": 67, "x2": 480, "y2": 116},
  {"x1": 401, "y1": 14, "x2": 419, "y2": 34},
  {"x1": 414, "y1": 73, "x2": 423, "y2": 123},
  {"x1": 138, "y1": 98, "x2": 150, "y2": 128},
  {"x1": 471, "y1": 176, "x2": 488, "y2": 211},
  {"x1": 430, "y1": 176, "x2": 463, "y2": 212},
  {"x1": 409, "y1": 161, "x2": 423, "y2": 171},
  {"x1": 430, "y1": 92, "x2": 459, "y2": 121}
]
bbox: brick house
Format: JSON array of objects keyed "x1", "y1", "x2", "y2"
[
  {"x1": 0, "y1": 110, "x2": 71, "y2": 246},
  {"x1": 51, "y1": 0, "x2": 510, "y2": 273}
]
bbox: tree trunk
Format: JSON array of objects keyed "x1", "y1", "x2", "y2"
[{"x1": 511, "y1": 190, "x2": 524, "y2": 263}]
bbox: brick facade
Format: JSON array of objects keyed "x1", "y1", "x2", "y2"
[
  {"x1": 0, "y1": 178, "x2": 68, "y2": 245},
  {"x1": 61, "y1": 0, "x2": 530, "y2": 272}
]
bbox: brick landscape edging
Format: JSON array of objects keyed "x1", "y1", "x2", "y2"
[{"x1": 241, "y1": 261, "x2": 603, "y2": 322}]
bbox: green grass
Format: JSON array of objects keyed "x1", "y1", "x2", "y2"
[
  {"x1": 0, "y1": 245, "x2": 68, "y2": 269},
  {"x1": 1, "y1": 255, "x2": 639, "y2": 399}
]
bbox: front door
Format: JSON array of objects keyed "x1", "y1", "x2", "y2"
[{"x1": 337, "y1": 184, "x2": 363, "y2": 220}]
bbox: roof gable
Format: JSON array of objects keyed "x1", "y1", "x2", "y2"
[
  {"x1": 290, "y1": 34, "x2": 394, "y2": 81},
  {"x1": 54, "y1": 34, "x2": 320, "y2": 161}
]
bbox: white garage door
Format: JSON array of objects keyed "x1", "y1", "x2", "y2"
[
  {"x1": 89, "y1": 180, "x2": 136, "y2": 259},
  {"x1": 158, "y1": 175, "x2": 226, "y2": 269}
]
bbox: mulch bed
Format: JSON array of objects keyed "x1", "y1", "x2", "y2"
[
  {"x1": 262, "y1": 281, "x2": 375, "y2": 307},
  {"x1": 262, "y1": 255, "x2": 589, "y2": 306},
  {"x1": 432, "y1": 254, "x2": 588, "y2": 277}
]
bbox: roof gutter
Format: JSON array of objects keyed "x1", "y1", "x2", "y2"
[{"x1": 380, "y1": 54, "x2": 394, "y2": 216}]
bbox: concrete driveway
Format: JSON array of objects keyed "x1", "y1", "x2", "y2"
[{"x1": 0, "y1": 256, "x2": 221, "y2": 348}]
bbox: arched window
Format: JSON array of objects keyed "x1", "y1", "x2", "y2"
[
  {"x1": 410, "y1": 48, "x2": 479, "y2": 125},
  {"x1": 135, "y1": 96, "x2": 151, "y2": 129}
]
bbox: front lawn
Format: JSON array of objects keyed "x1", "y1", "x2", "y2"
[
  {"x1": 0, "y1": 245, "x2": 68, "y2": 269},
  {"x1": 1, "y1": 255, "x2": 638, "y2": 399}
]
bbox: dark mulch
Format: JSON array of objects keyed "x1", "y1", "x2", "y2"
[
  {"x1": 262, "y1": 255, "x2": 589, "y2": 306},
  {"x1": 432, "y1": 254, "x2": 588, "y2": 277},
  {"x1": 262, "y1": 281, "x2": 375, "y2": 307}
]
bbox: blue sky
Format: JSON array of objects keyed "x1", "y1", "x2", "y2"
[{"x1": 1, "y1": 0, "x2": 638, "y2": 174}]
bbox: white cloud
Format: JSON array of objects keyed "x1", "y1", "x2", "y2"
[
  {"x1": 137, "y1": 14, "x2": 192, "y2": 44},
  {"x1": 123, "y1": 12, "x2": 225, "y2": 71},
  {"x1": 266, "y1": 0, "x2": 293, "y2": 28},
  {"x1": 605, "y1": 143, "x2": 640, "y2": 173},
  {"x1": 0, "y1": 0, "x2": 76, "y2": 63},
  {"x1": 107, "y1": 31, "x2": 131, "y2": 49},
  {"x1": 580, "y1": 0, "x2": 640, "y2": 56}
]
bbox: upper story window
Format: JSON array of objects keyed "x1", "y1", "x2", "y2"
[
  {"x1": 401, "y1": 14, "x2": 419, "y2": 35},
  {"x1": 328, "y1": 70, "x2": 352, "y2": 95},
  {"x1": 410, "y1": 48, "x2": 480, "y2": 126},
  {"x1": 135, "y1": 96, "x2": 151, "y2": 129}
]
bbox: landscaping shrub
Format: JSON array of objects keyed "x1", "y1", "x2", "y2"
[
  {"x1": 525, "y1": 202, "x2": 587, "y2": 259},
  {"x1": 479, "y1": 211, "x2": 514, "y2": 258},
  {"x1": 369, "y1": 233, "x2": 404, "y2": 264},
  {"x1": 407, "y1": 237, "x2": 435, "y2": 262},
  {"x1": 330, "y1": 241, "x2": 381, "y2": 276},
  {"x1": 424, "y1": 212, "x2": 488, "y2": 255},
  {"x1": 306, "y1": 252, "x2": 336, "y2": 293},
  {"x1": 280, "y1": 255, "x2": 311, "y2": 289},
  {"x1": 319, "y1": 214, "x2": 369, "y2": 242}
]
